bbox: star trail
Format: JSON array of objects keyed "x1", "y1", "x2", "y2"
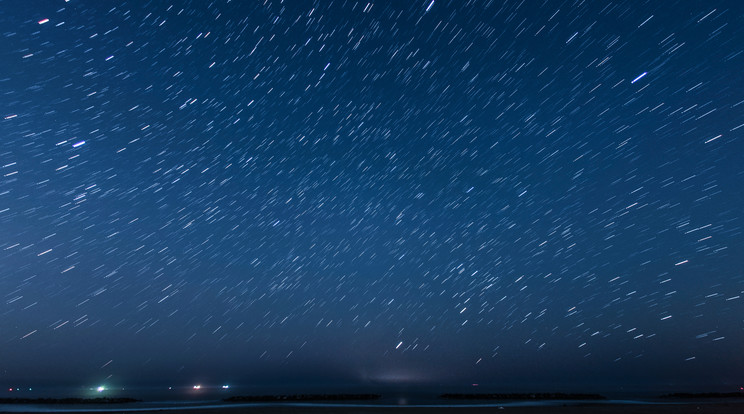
[{"x1": 1, "y1": 0, "x2": 743, "y2": 393}]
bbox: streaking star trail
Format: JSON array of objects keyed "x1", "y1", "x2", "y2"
[{"x1": 0, "y1": 0, "x2": 743, "y2": 393}]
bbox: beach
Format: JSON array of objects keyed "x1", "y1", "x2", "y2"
[{"x1": 3, "y1": 402, "x2": 744, "y2": 414}]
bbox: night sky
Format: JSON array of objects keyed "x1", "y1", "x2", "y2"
[{"x1": 1, "y1": 0, "x2": 743, "y2": 393}]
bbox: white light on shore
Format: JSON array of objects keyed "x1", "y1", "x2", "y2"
[{"x1": 96, "y1": 386, "x2": 105, "y2": 392}]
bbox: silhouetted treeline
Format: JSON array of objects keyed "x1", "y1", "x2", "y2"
[
  {"x1": 440, "y1": 393, "x2": 606, "y2": 401},
  {"x1": 0, "y1": 397, "x2": 139, "y2": 404},
  {"x1": 661, "y1": 392, "x2": 744, "y2": 399},
  {"x1": 225, "y1": 393, "x2": 381, "y2": 402}
]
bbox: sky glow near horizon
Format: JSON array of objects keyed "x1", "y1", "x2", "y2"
[{"x1": 1, "y1": 0, "x2": 743, "y2": 391}]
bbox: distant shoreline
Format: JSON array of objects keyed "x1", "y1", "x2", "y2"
[
  {"x1": 224, "y1": 393, "x2": 381, "y2": 402},
  {"x1": 3, "y1": 391, "x2": 744, "y2": 405},
  {"x1": 440, "y1": 392, "x2": 607, "y2": 400},
  {"x1": 0, "y1": 397, "x2": 139, "y2": 405}
]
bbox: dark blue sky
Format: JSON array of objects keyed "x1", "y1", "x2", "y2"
[{"x1": 1, "y1": 0, "x2": 743, "y2": 393}]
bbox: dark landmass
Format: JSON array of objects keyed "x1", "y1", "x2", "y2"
[
  {"x1": 0, "y1": 397, "x2": 139, "y2": 404},
  {"x1": 440, "y1": 393, "x2": 607, "y2": 401},
  {"x1": 661, "y1": 392, "x2": 744, "y2": 399},
  {"x1": 224, "y1": 393, "x2": 381, "y2": 402}
]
